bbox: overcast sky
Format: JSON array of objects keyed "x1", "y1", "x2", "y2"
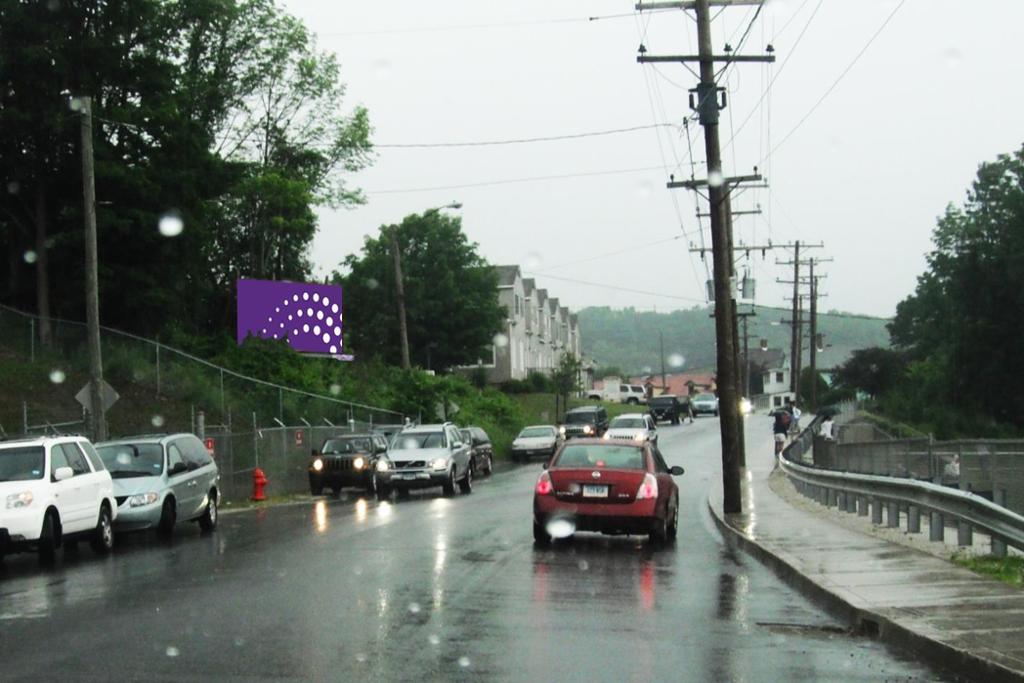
[{"x1": 281, "y1": 0, "x2": 1024, "y2": 319}]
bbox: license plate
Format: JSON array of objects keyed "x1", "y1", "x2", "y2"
[{"x1": 582, "y1": 485, "x2": 608, "y2": 498}]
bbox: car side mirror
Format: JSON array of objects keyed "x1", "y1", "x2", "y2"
[
  {"x1": 54, "y1": 466, "x2": 74, "y2": 482},
  {"x1": 168, "y1": 462, "x2": 188, "y2": 476},
  {"x1": 670, "y1": 465, "x2": 685, "y2": 476}
]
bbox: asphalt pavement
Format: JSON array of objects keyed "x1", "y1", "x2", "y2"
[{"x1": 0, "y1": 416, "x2": 959, "y2": 682}]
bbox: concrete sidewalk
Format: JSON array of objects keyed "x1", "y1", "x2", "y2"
[{"x1": 709, "y1": 459, "x2": 1024, "y2": 682}]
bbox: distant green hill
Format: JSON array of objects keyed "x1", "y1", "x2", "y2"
[{"x1": 577, "y1": 305, "x2": 891, "y2": 376}]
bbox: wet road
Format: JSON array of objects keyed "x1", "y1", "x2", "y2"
[{"x1": 0, "y1": 417, "x2": 956, "y2": 681}]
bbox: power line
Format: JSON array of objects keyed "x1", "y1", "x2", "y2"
[
  {"x1": 367, "y1": 165, "x2": 664, "y2": 194},
  {"x1": 532, "y1": 235, "x2": 686, "y2": 274},
  {"x1": 762, "y1": 0, "x2": 907, "y2": 163},
  {"x1": 316, "y1": 11, "x2": 665, "y2": 38},
  {"x1": 523, "y1": 272, "x2": 706, "y2": 304},
  {"x1": 375, "y1": 123, "x2": 678, "y2": 149}
]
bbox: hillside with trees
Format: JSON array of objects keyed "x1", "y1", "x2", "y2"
[{"x1": 578, "y1": 305, "x2": 891, "y2": 376}]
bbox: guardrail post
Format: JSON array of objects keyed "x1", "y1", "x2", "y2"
[
  {"x1": 845, "y1": 493, "x2": 857, "y2": 514},
  {"x1": 857, "y1": 496, "x2": 869, "y2": 516},
  {"x1": 929, "y1": 512, "x2": 944, "y2": 542},
  {"x1": 992, "y1": 488, "x2": 1008, "y2": 557},
  {"x1": 871, "y1": 498, "x2": 883, "y2": 525},
  {"x1": 819, "y1": 487, "x2": 829, "y2": 506},
  {"x1": 907, "y1": 505, "x2": 921, "y2": 533},
  {"x1": 836, "y1": 491, "x2": 846, "y2": 510},
  {"x1": 957, "y1": 521, "x2": 973, "y2": 547},
  {"x1": 887, "y1": 502, "x2": 900, "y2": 528},
  {"x1": 827, "y1": 488, "x2": 838, "y2": 507}
]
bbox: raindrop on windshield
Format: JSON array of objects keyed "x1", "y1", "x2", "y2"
[
  {"x1": 68, "y1": 97, "x2": 83, "y2": 112},
  {"x1": 6, "y1": 180, "x2": 19, "y2": 195},
  {"x1": 708, "y1": 170, "x2": 725, "y2": 187},
  {"x1": 492, "y1": 333, "x2": 509, "y2": 348},
  {"x1": 428, "y1": 634, "x2": 441, "y2": 646},
  {"x1": 578, "y1": 559, "x2": 589, "y2": 571},
  {"x1": 23, "y1": 250, "x2": 38, "y2": 264},
  {"x1": 523, "y1": 251, "x2": 543, "y2": 271},
  {"x1": 49, "y1": 369, "x2": 66, "y2": 384},
  {"x1": 355, "y1": 653, "x2": 368, "y2": 663},
  {"x1": 165, "y1": 646, "x2": 180, "y2": 658},
  {"x1": 372, "y1": 58, "x2": 392, "y2": 80},
  {"x1": 366, "y1": 277, "x2": 379, "y2": 290},
  {"x1": 151, "y1": 415, "x2": 165, "y2": 428},
  {"x1": 943, "y1": 47, "x2": 963, "y2": 69},
  {"x1": 329, "y1": 383, "x2": 342, "y2": 396},
  {"x1": 545, "y1": 518, "x2": 575, "y2": 539},
  {"x1": 407, "y1": 602, "x2": 421, "y2": 614},
  {"x1": 635, "y1": 178, "x2": 654, "y2": 197},
  {"x1": 158, "y1": 212, "x2": 184, "y2": 237},
  {"x1": 668, "y1": 353, "x2": 685, "y2": 368},
  {"x1": 458, "y1": 656, "x2": 471, "y2": 668}
]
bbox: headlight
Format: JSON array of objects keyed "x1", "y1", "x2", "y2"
[
  {"x1": 312, "y1": 458, "x2": 324, "y2": 472},
  {"x1": 559, "y1": 426, "x2": 566, "y2": 435},
  {"x1": 432, "y1": 458, "x2": 449, "y2": 470},
  {"x1": 583, "y1": 425, "x2": 592, "y2": 435},
  {"x1": 128, "y1": 492, "x2": 159, "y2": 507},
  {"x1": 602, "y1": 432, "x2": 611, "y2": 441},
  {"x1": 634, "y1": 432, "x2": 646, "y2": 441},
  {"x1": 5, "y1": 491, "x2": 33, "y2": 509},
  {"x1": 376, "y1": 459, "x2": 390, "y2": 472},
  {"x1": 353, "y1": 457, "x2": 365, "y2": 470},
  {"x1": 739, "y1": 399, "x2": 753, "y2": 415}
]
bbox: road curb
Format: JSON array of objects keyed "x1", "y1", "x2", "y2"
[{"x1": 706, "y1": 494, "x2": 1024, "y2": 683}]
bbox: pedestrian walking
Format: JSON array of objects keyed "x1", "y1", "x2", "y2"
[
  {"x1": 790, "y1": 404, "x2": 802, "y2": 434},
  {"x1": 820, "y1": 416, "x2": 835, "y2": 441},
  {"x1": 773, "y1": 410, "x2": 789, "y2": 454}
]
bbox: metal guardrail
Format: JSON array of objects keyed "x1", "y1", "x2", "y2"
[{"x1": 780, "y1": 413, "x2": 1024, "y2": 557}]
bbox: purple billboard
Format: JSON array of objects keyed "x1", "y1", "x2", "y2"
[{"x1": 236, "y1": 279, "x2": 345, "y2": 356}]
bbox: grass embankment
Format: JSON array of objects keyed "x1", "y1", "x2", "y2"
[
  {"x1": 512, "y1": 393, "x2": 641, "y2": 426},
  {"x1": 951, "y1": 553, "x2": 1024, "y2": 588}
]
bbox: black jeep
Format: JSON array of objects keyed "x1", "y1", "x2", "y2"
[
  {"x1": 560, "y1": 406, "x2": 609, "y2": 439},
  {"x1": 648, "y1": 394, "x2": 684, "y2": 425}
]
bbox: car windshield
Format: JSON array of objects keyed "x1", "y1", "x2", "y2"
[
  {"x1": 391, "y1": 432, "x2": 446, "y2": 449},
  {"x1": 0, "y1": 446, "x2": 45, "y2": 481},
  {"x1": 555, "y1": 444, "x2": 645, "y2": 470},
  {"x1": 696, "y1": 394, "x2": 716, "y2": 402},
  {"x1": 610, "y1": 417, "x2": 647, "y2": 429},
  {"x1": 322, "y1": 437, "x2": 371, "y2": 454},
  {"x1": 96, "y1": 443, "x2": 164, "y2": 477},
  {"x1": 519, "y1": 427, "x2": 555, "y2": 438},
  {"x1": 650, "y1": 397, "x2": 676, "y2": 406},
  {"x1": 565, "y1": 412, "x2": 597, "y2": 424}
]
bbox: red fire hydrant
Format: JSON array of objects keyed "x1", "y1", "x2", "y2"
[{"x1": 252, "y1": 467, "x2": 268, "y2": 502}]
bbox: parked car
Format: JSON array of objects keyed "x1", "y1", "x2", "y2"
[
  {"x1": 586, "y1": 377, "x2": 647, "y2": 405},
  {"x1": 560, "y1": 406, "x2": 610, "y2": 439},
  {"x1": 95, "y1": 433, "x2": 219, "y2": 537},
  {"x1": 377, "y1": 423, "x2": 473, "y2": 498},
  {"x1": 460, "y1": 426, "x2": 494, "y2": 476},
  {"x1": 532, "y1": 439, "x2": 684, "y2": 545},
  {"x1": 510, "y1": 425, "x2": 562, "y2": 463},
  {"x1": 1, "y1": 435, "x2": 117, "y2": 562},
  {"x1": 691, "y1": 393, "x2": 720, "y2": 417},
  {"x1": 648, "y1": 394, "x2": 684, "y2": 425},
  {"x1": 309, "y1": 433, "x2": 389, "y2": 495},
  {"x1": 604, "y1": 413, "x2": 658, "y2": 445}
]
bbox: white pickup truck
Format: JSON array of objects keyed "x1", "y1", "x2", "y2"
[{"x1": 587, "y1": 377, "x2": 647, "y2": 405}]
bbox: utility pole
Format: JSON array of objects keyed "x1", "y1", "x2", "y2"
[
  {"x1": 776, "y1": 243, "x2": 824, "y2": 403},
  {"x1": 809, "y1": 260, "x2": 818, "y2": 410},
  {"x1": 659, "y1": 330, "x2": 666, "y2": 391},
  {"x1": 389, "y1": 229, "x2": 411, "y2": 370},
  {"x1": 79, "y1": 96, "x2": 107, "y2": 441},
  {"x1": 640, "y1": 0, "x2": 773, "y2": 514}
]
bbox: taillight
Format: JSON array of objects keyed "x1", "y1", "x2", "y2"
[
  {"x1": 535, "y1": 471, "x2": 553, "y2": 495},
  {"x1": 635, "y1": 473, "x2": 658, "y2": 500}
]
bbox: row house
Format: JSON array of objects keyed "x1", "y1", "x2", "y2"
[{"x1": 460, "y1": 265, "x2": 587, "y2": 384}]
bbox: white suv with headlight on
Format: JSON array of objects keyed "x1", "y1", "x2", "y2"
[{"x1": 0, "y1": 435, "x2": 117, "y2": 563}]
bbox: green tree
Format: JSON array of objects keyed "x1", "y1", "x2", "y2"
[
  {"x1": 552, "y1": 352, "x2": 583, "y2": 421},
  {"x1": 889, "y1": 145, "x2": 1024, "y2": 428},
  {"x1": 833, "y1": 347, "x2": 906, "y2": 399},
  {"x1": 336, "y1": 210, "x2": 505, "y2": 369}
]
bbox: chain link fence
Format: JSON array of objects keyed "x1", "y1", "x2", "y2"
[{"x1": 1, "y1": 304, "x2": 407, "y2": 501}]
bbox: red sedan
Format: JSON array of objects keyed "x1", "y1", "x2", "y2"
[{"x1": 532, "y1": 438, "x2": 684, "y2": 546}]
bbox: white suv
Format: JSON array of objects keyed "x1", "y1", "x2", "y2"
[{"x1": 0, "y1": 435, "x2": 117, "y2": 563}]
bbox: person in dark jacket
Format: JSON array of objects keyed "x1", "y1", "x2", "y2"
[{"x1": 772, "y1": 410, "x2": 790, "y2": 454}]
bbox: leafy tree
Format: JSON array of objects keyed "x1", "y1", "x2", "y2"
[
  {"x1": 336, "y1": 211, "x2": 505, "y2": 369},
  {"x1": 551, "y1": 352, "x2": 583, "y2": 421},
  {"x1": 595, "y1": 365, "x2": 625, "y2": 380},
  {"x1": 833, "y1": 347, "x2": 906, "y2": 398},
  {"x1": 889, "y1": 145, "x2": 1024, "y2": 428}
]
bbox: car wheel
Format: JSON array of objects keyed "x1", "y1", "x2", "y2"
[
  {"x1": 459, "y1": 465, "x2": 473, "y2": 494},
  {"x1": 533, "y1": 521, "x2": 551, "y2": 546},
  {"x1": 38, "y1": 511, "x2": 58, "y2": 564},
  {"x1": 90, "y1": 505, "x2": 114, "y2": 554},
  {"x1": 627, "y1": 397, "x2": 639, "y2": 405},
  {"x1": 376, "y1": 485, "x2": 391, "y2": 501},
  {"x1": 198, "y1": 492, "x2": 218, "y2": 532},
  {"x1": 157, "y1": 498, "x2": 176, "y2": 537},
  {"x1": 442, "y1": 467, "x2": 457, "y2": 496},
  {"x1": 649, "y1": 517, "x2": 668, "y2": 546},
  {"x1": 667, "y1": 502, "x2": 679, "y2": 542}
]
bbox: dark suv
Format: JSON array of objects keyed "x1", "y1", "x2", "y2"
[
  {"x1": 309, "y1": 433, "x2": 389, "y2": 495},
  {"x1": 461, "y1": 426, "x2": 494, "y2": 476},
  {"x1": 649, "y1": 395, "x2": 684, "y2": 425},
  {"x1": 560, "y1": 406, "x2": 609, "y2": 439}
]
